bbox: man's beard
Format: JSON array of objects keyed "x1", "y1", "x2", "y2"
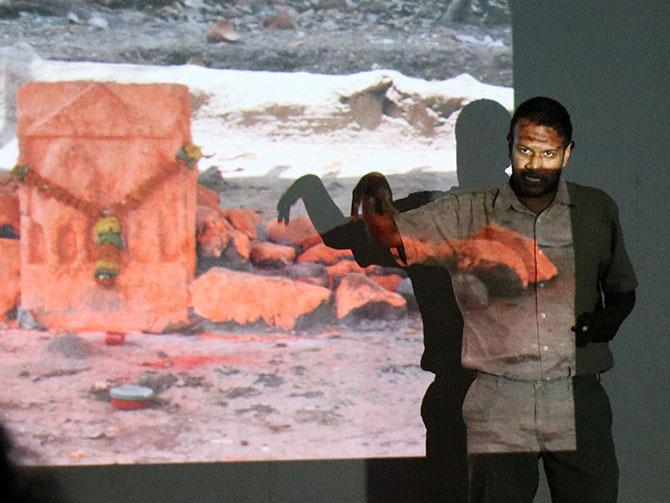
[{"x1": 510, "y1": 168, "x2": 562, "y2": 198}]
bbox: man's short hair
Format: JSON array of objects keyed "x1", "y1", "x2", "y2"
[{"x1": 507, "y1": 96, "x2": 573, "y2": 150}]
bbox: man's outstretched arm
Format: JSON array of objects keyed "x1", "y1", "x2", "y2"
[{"x1": 277, "y1": 174, "x2": 348, "y2": 237}]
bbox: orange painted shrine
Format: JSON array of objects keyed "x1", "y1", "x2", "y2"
[{"x1": 16, "y1": 82, "x2": 196, "y2": 332}]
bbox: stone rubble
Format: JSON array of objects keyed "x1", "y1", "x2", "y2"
[{"x1": 0, "y1": 0, "x2": 512, "y2": 85}]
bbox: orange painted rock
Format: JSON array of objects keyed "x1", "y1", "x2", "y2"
[
  {"x1": 0, "y1": 171, "x2": 20, "y2": 236},
  {"x1": 196, "y1": 206, "x2": 250, "y2": 272},
  {"x1": 196, "y1": 205, "x2": 231, "y2": 258},
  {"x1": 230, "y1": 230, "x2": 250, "y2": 261},
  {"x1": 284, "y1": 262, "x2": 328, "y2": 288},
  {"x1": 455, "y1": 239, "x2": 527, "y2": 287},
  {"x1": 456, "y1": 224, "x2": 558, "y2": 292},
  {"x1": 325, "y1": 259, "x2": 366, "y2": 287},
  {"x1": 297, "y1": 242, "x2": 353, "y2": 265},
  {"x1": 266, "y1": 215, "x2": 321, "y2": 250},
  {"x1": 190, "y1": 268, "x2": 331, "y2": 330},
  {"x1": 335, "y1": 273, "x2": 406, "y2": 321},
  {"x1": 0, "y1": 239, "x2": 20, "y2": 317},
  {"x1": 223, "y1": 208, "x2": 260, "y2": 240},
  {"x1": 16, "y1": 82, "x2": 196, "y2": 332},
  {"x1": 371, "y1": 274, "x2": 404, "y2": 293},
  {"x1": 250, "y1": 241, "x2": 295, "y2": 267},
  {"x1": 196, "y1": 184, "x2": 220, "y2": 210}
]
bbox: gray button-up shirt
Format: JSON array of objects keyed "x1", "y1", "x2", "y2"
[{"x1": 395, "y1": 181, "x2": 637, "y2": 381}]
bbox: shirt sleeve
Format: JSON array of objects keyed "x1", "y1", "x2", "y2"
[
  {"x1": 601, "y1": 196, "x2": 638, "y2": 293},
  {"x1": 394, "y1": 194, "x2": 463, "y2": 267}
]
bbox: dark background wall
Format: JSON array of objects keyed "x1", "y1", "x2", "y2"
[
  {"x1": 36, "y1": 1, "x2": 670, "y2": 501},
  {"x1": 512, "y1": 1, "x2": 669, "y2": 501}
]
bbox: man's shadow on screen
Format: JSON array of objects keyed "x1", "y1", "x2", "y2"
[{"x1": 277, "y1": 99, "x2": 510, "y2": 503}]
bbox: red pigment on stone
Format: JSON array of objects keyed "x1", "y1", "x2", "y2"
[{"x1": 145, "y1": 354, "x2": 251, "y2": 371}]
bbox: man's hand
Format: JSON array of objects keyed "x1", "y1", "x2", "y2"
[
  {"x1": 276, "y1": 191, "x2": 295, "y2": 225},
  {"x1": 351, "y1": 172, "x2": 406, "y2": 263},
  {"x1": 572, "y1": 310, "x2": 594, "y2": 347},
  {"x1": 277, "y1": 176, "x2": 310, "y2": 225},
  {"x1": 572, "y1": 291, "x2": 636, "y2": 347},
  {"x1": 351, "y1": 172, "x2": 395, "y2": 219}
]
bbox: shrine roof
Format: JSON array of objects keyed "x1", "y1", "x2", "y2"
[{"x1": 17, "y1": 81, "x2": 190, "y2": 139}]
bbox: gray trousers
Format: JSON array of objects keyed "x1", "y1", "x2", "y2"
[{"x1": 466, "y1": 374, "x2": 618, "y2": 502}]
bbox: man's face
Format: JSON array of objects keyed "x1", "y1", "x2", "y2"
[{"x1": 509, "y1": 120, "x2": 573, "y2": 198}]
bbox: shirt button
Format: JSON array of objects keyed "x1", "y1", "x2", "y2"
[
  {"x1": 542, "y1": 345, "x2": 549, "y2": 352},
  {"x1": 539, "y1": 282, "x2": 545, "y2": 288},
  {"x1": 539, "y1": 313, "x2": 547, "y2": 319}
]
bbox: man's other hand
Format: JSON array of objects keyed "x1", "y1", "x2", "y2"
[
  {"x1": 351, "y1": 172, "x2": 396, "y2": 219},
  {"x1": 572, "y1": 291, "x2": 636, "y2": 347},
  {"x1": 351, "y1": 172, "x2": 406, "y2": 263}
]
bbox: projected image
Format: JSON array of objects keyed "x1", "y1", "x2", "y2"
[{"x1": 0, "y1": 0, "x2": 512, "y2": 465}]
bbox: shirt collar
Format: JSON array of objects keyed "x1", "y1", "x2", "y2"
[{"x1": 494, "y1": 179, "x2": 573, "y2": 213}]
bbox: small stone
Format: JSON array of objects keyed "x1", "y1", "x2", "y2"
[
  {"x1": 335, "y1": 273, "x2": 406, "y2": 321},
  {"x1": 371, "y1": 274, "x2": 404, "y2": 292},
  {"x1": 250, "y1": 242, "x2": 295, "y2": 268},
  {"x1": 88, "y1": 16, "x2": 109, "y2": 29},
  {"x1": 93, "y1": 381, "x2": 109, "y2": 391},
  {"x1": 47, "y1": 333, "x2": 99, "y2": 359},
  {"x1": 325, "y1": 260, "x2": 366, "y2": 286},
  {"x1": 262, "y1": 10, "x2": 297, "y2": 30},
  {"x1": 223, "y1": 208, "x2": 261, "y2": 239},
  {"x1": 196, "y1": 206, "x2": 232, "y2": 258},
  {"x1": 296, "y1": 243, "x2": 352, "y2": 265},
  {"x1": 255, "y1": 373, "x2": 284, "y2": 388},
  {"x1": 198, "y1": 166, "x2": 226, "y2": 192},
  {"x1": 266, "y1": 215, "x2": 321, "y2": 250},
  {"x1": 207, "y1": 20, "x2": 240, "y2": 43},
  {"x1": 138, "y1": 372, "x2": 178, "y2": 394}
]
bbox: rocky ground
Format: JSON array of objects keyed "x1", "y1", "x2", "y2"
[{"x1": 0, "y1": 0, "x2": 512, "y2": 85}]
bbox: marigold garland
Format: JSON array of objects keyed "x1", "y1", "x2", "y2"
[{"x1": 12, "y1": 143, "x2": 206, "y2": 287}]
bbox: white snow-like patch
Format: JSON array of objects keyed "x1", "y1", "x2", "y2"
[{"x1": 1, "y1": 59, "x2": 512, "y2": 179}]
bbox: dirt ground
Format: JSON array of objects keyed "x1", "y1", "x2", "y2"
[{"x1": 0, "y1": 318, "x2": 433, "y2": 466}]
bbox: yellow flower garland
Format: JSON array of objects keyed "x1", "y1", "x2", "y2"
[{"x1": 13, "y1": 143, "x2": 205, "y2": 287}]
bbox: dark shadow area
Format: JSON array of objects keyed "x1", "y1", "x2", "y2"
[
  {"x1": 277, "y1": 99, "x2": 510, "y2": 502},
  {"x1": 1, "y1": 424, "x2": 66, "y2": 503}
]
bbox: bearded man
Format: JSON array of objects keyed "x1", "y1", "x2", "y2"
[{"x1": 352, "y1": 96, "x2": 637, "y2": 502}]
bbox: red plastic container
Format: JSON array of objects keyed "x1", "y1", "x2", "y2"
[{"x1": 109, "y1": 385, "x2": 154, "y2": 410}]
